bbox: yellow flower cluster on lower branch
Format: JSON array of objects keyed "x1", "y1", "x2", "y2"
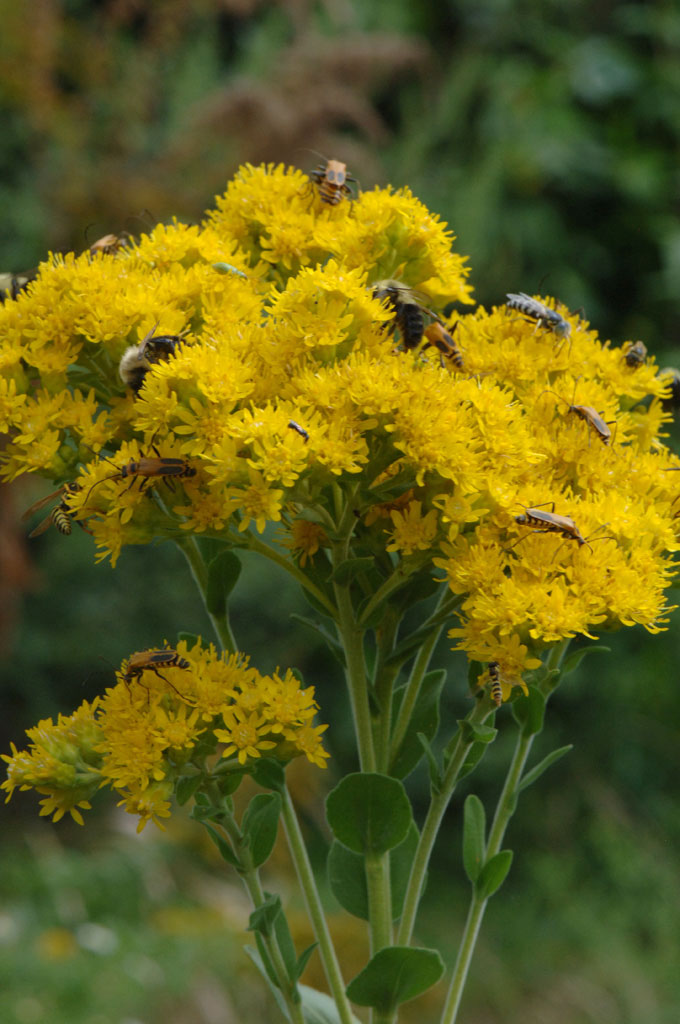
[{"x1": 2, "y1": 641, "x2": 328, "y2": 830}]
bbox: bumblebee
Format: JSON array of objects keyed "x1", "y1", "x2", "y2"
[
  {"x1": 372, "y1": 280, "x2": 428, "y2": 350},
  {"x1": 0, "y1": 269, "x2": 37, "y2": 303},
  {"x1": 119, "y1": 326, "x2": 184, "y2": 394}
]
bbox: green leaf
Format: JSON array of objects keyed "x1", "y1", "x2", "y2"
[
  {"x1": 245, "y1": 944, "x2": 289, "y2": 1016},
  {"x1": 457, "y1": 741, "x2": 489, "y2": 781},
  {"x1": 251, "y1": 758, "x2": 286, "y2": 792},
  {"x1": 390, "y1": 821, "x2": 420, "y2": 919},
  {"x1": 467, "y1": 659, "x2": 484, "y2": 691},
  {"x1": 390, "y1": 670, "x2": 446, "y2": 778},
  {"x1": 175, "y1": 772, "x2": 203, "y2": 806},
  {"x1": 290, "y1": 614, "x2": 345, "y2": 666},
  {"x1": 326, "y1": 773, "x2": 412, "y2": 855},
  {"x1": 242, "y1": 793, "x2": 281, "y2": 868},
  {"x1": 327, "y1": 822, "x2": 419, "y2": 921},
  {"x1": 346, "y1": 946, "x2": 445, "y2": 1012},
  {"x1": 177, "y1": 631, "x2": 199, "y2": 649},
  {"x1": 202, "y1": 823, "x2": 240, "y2": 869},
  {"x1": 205, "y1": 550, "x2": 242, "y2": 616},
  {"x1": 561, "y1": 645, "x2": 611, "y2": 677},
  {"x1": 511, "y1": 686, "x2": 546, "y2": 736},
  {"x1": 419, "y1": 733, "x2": 443, "y2": 792},
  {"x1": 248, "y1": 892, "x2": 282, "y2": 938},
  {"x1": 457, "y1": 719, "x2": 497, "y2": 747},
  {"x1": 327, "y1": 841, "x2": 368, "y2": 919},
  {"x1": 273, "y1": 902, "x2": 298, "y2": 982},
  {"x1": 299, "y1": 985, "x2": 363, "y2": 1024},
  {"x1": 519, "y1": 745, "x2": 573, "y2": 791},
  {"x1": 327, "y1": 556, "x2": 376, "y2": 585},
  {"x1": 462, "y1": 795, "x2": 486, "y2": 883},
  {"x1": 294, "y1": 943, "x2": 317, "y2": 984},
  {"x1": 476, "y1": 850, "x2": 513, "y2": 899}
]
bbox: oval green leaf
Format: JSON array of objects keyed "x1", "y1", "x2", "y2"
[
  {"x1": 326, "y1": 773, "x2": 412, "y2": 855},
  {"x1": 346, "y1": 946, "x2": 444, "y2": 1012}
]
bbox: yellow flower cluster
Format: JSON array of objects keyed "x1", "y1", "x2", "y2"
[
  {"x1": 1, "y1": 161, "x2": 678, "y2": 691},
  {"x1": 2, "y1": 640, "x2": 328, "y2": 830}
]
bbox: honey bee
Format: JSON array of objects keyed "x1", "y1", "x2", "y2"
[
  {"x1": 88, "y1": 233, "x2": 129, "y2": 257},
  {"x1": 372, "y1": 280, "x2": 429, "y2": 351},
  {"x1": 309, "y1": 159, "x2": 355, "y2": 205},
  {"x1": 422, "y1": 321, "x2": 464, "y2": 369},
  {"x1": 119, "y1": 325, "x2": 185, "y2": 394},
  {"x1": 623, "y1": 340, "x2": 647, "y2": 368},
  {"x1": 22, "y1": 482, "x2": 89, "y2": 538}
]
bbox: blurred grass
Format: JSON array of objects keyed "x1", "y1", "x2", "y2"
[{"x1": 2, "y1": 1, "x2": 680, "y2": 1021}]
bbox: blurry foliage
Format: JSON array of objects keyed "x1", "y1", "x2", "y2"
[{"x1": 3, "y1": 1, "x2": 680, "y2": 1022}]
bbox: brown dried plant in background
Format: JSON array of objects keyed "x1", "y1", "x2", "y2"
[{"x1": 0, "y1": 0, "x2": 428, "y2": 261}]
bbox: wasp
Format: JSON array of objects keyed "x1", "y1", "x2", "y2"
[
  {"x1": 84, "y1": 448, "x2": 196, "y2": 503},
  {"x1": 623, "y1": 340, "x2": 647, "y2": 368},
  {"x1": 541, "y1": 388, "x2": 613, "y2": 445},
  {"x1": 0, "y1": 269, "x2": 37, "y2": 303},
  {"x1": 487, "y1": 662, "x2": 503, "y2": 707},
  {"x1": 372, "y1": 280, "x2": 429, "y2": 351},
  {"x1": 22, "y1": 482, "x2": 90, "y2": 538},
  {"x1": 422, "y1": 321, "x2": 464, "y2": 369},
  {"x1": 89, "y1": 233, "x2": 129, "y2": 257},
  {"x1": 123, "y1": 648, "x2": 191, "y2": 701},
  {"x1": 119, "y1": 325, "x2": 185, "y2": 394},
  {"x1": 288, "y1": 420, "x2": 309, "y2": 442},
  {"x1": 505, "y1": 292, "x2": 571, "y2": 339},
  {"x1": 310, "y1": 158, "x2": 355, "y2": 206}
]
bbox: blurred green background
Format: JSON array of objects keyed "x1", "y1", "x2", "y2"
[{"x1": 2, "y1": 2, "x2": 680, "y2": 1023}]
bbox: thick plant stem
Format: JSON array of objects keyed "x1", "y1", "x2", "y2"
[
  {"x1": 365, "y1": 850, "x2": 393, "y2": 954},
  {"x1": 396, "y1": 700, "x2": 491, "y2": 947},
  {"x1": 281, "y1": 787, "x2": 355, "y2": 1024},
  {"x1": 176, "y1": 535, "x2": 237, "y2": 652},
  {"x1": 439, "y1": 728, "x2": 534, "y2": 1024},
  {"x1": 334, "y1": 580, "x2": 376, "y2": 772}
]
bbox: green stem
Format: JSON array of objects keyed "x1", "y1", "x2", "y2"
[
  {"x1": 245, "y1": 532, "x2": 338, "y2": 618},
  {"x1": 388, "y1": 586, "x2": 450, "y2": 770},
  {"x1": 176, "y1": 535, "x2": 237, "y2": 652},
  {"x1": 439, "y1": 640, "x2": 570, "y2": 1024},
  {"x1": 280, "y1": 787, "x2": 355, "y2": 1024},
  {"x1": 365, "y1": 851, "x2": 393, "y2": 954},
  {"x1": 373, "y1": 609, "x2": 401, "y2": 773},
  {"x1": 334, "y1": 578, "x2": 376, "y2": 772},
  {"x1": 358, "y1": 557, "x2": 429, "y2": 628},
  {"x1": 396, "y1": 700, "x2": 492, "y2": 948},
  {"x1": 439, "y1": 728, "x2": 533, "y2": 1024},
  {"x1": 213, "y1": 802, "x2": 305, "y2": 1024}
]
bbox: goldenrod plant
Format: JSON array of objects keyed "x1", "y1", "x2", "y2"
[{"x1": 3, "y1": 163, "x2": 677, "y2": 1024}]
